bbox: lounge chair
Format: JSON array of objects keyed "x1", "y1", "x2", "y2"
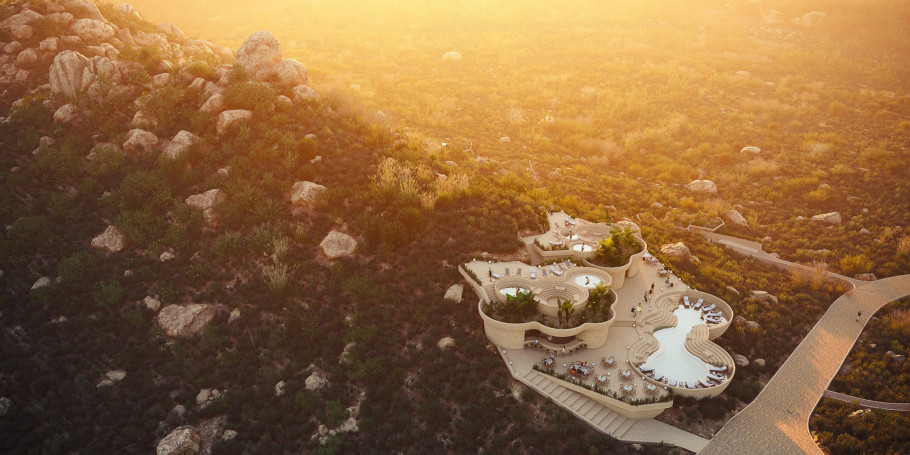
[
  {"x1": 516, "y1": 268, "x2": 522, "y2": 277},
  {"x1": 652, "y1": 374, "x2": 664, "y2": 383},
  {"x1": 696, "y1": 298, "x2": 704, "y2": 307},
  {"x1": 698, "y1": 379, "x2": 711, "y2": 388},
  {"x1": 530, "y1": 269, "x2": 536, "y2": 279},
  {"x1": 550, "y1": 266, "x2": 563, "y2": 276},
  {"x1": 683, "y1": 296, "x2": 690, "y2": 307},
  {"x1": 504, "y1": 268, "x2": 510, "y2": 277},
  {"x1": 669, "y1": 379, "x2": 677, "y2": 387},
  {"x1": 541, "y1": 269, "x2": 548, "y2": 277},
  {"x1": 703, "y1": 304, "x2": 716, "y2": 312},
  {"x1": 710, "y1": 365, "x2": 727, "y2": 372},
  {"x1": 694, "y1": 301, "x2": 703, "y2": 310},
  {"x1": 639, "y1": 366, "x2": 654, "y2": 373}
]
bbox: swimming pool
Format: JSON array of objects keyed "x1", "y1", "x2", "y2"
[
  {"x1": 572, "y1": 243, "x2": 594, "y2": 252},
  {"x1": 501, "y1": 286, "x2": 530, "y2": 297},
  {"x1": 573, "y1": 275, "x2": 602, "y2": 288},
  {"x1": 642, "y1": 308, "x2": 709, "y2": 385}
]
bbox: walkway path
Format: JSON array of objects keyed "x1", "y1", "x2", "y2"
[
  {"x1": 699, "y1": 274, "x2": 910, "y2": 454},
  {"x1": 822, "y1": 390, "x2": 910, "y2": 412}
]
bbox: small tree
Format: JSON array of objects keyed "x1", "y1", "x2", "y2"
[{"x1": 557, "y1": 297, "x2": 576, "y2": 328}]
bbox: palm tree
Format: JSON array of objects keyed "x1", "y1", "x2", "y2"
[{"x1": 557, "y1": 297, "x2": 576, "y2": 328}]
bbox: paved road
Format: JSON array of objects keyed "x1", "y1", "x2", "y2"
[
  {"x1": 699, "y1": 275, "x2": 910, "y2": 454},
  {"x1": 822, "y1": 390, "x2": 910, "y2": 412}
]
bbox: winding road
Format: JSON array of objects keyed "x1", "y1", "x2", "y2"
[{"x1": 697, "y1": 231, "x2": 910, "y2": 454}]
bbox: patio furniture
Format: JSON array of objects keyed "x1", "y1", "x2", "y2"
[
  {"x1": 639, "y1": 366, "x2": 654, "y2": 373},
  {"x1": 516, "y1": 268, "x2": 522, "y2": 277},
  {"x1": 694, "y1": 300, "x2": 703, "y2": 310},
  {"x1": 683, "y1": 296, "x2": 690, "y2": 307},
  {"x1": 597, "y1": 374, "x2": 608, "y2": 384},
  {"x1": 504, "y1": 268, "x2": 510, "y2": 277},
  {"x1": 698, "y1": 379, "x2": 712, "y2": 388},
  {"x1": 702, "y1": 304, "x2": 716, "y2": 312},
  {"x1": 669, "y1": 379, "x2": 677, "y2": 387},
  {"x1": 541, "y1": 269, "x2": 548, "y2": 277},
  {"x1": 530, "y1": 269, "x2": 536, "y2": 279},
  {"x1": 652, "y1": 374, "x2": 664, "y2": 382},
  {"x1": 709, "y1": 365, "x2": 727, "y2": 373},
  {"x1": 646, "y1": 383, "x2": 658, "y2": 393}
]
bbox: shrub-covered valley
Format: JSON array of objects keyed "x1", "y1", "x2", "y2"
[{"x1": 0, "y1": 0, "x2": 908, "y2": 453}]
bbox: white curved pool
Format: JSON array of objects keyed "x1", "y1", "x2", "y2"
[
  {"x1": 642, "y1": 308, "x2": 709, "y2": 385},
  {"x1": 501, "y1": 287, "x2": 530, "y2": 297},
  {"x1": 573, "y1": 275, "x2": 602, "y2": 288},
  {"x1": 572, "y1": 243, "x2": 594, "y2": 252}
]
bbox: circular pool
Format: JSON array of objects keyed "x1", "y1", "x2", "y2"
[
  {"x1": 572, "y1": 243, "x2": 594, "y2": 252},
  {"x1": 642, "y1": 308, "x2": 709, "y2": 385},
  {"x1": 573, "y1": 275, "x2": 602, "y2": 288},
  {"x1": 501, "y1": 286, "x2": 530, "y2": 297}
]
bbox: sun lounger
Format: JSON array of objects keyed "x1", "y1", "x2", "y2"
[
  {"x1": 694, "y1": 301, "x2": 703, "y2": 310},
  {"x1": 504, "y1": 268, "x2": 510, "y2": 277},
  {"x1": 683, "y1": 296, "x2": 690, "y2": 307},
  {"x1": 710, "y1": 365, "x2": 727, "y2": 372},
  {"x1": 530, "y1": 269, "x2": 536, "y2": 279},
  {"x1": 541, "y1": 269, "x2": 548, "y2": 277},
  {"x1": 652, "y1": 374, "x2": 664, "y2": 383},
  {"x1": 639, "y1": 366, "x2": 654, "y2": 373},
  {"x1": 698, "y1": 379, "x2": 711, "y2": 388},
  {"x1": 491, "y1": 272, "x2": 502, "y2": 279},
  {"x1": 516, "y1": 268, "x2": 522, "y2": 277},
  {"x1": 550, "y1": 266, "x2": 563, "y2": 276},
  {"x1": 669, "y1": 379, "x2": 677, "y2": 387},
  {"x1": 703, "y1": 304, "x2": 716, "y2": 312},
  {"x1": 696, "y1": 298, "x2": 704, "y2": 307}
]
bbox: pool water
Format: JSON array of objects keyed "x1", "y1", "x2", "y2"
[
  {"x1": 573, "y1": 275, "x2": 602, "y2": 288},
  {"x1": 643, "y1": 308, "x2": 709, "y2": 385},
  {"x1": 501, "y1": 287, "x2": 530, "y2": 297}
]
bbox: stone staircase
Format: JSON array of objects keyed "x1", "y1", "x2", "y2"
[
  {"x1": 483, "y1": 282, "x2": 499, "y2": 304},
  {"x1": 521, "y1": 370, "x2": 636, "y2": 438},
  {"x1": 526, "y1": 244, "x2": 544, "y2": 266}
]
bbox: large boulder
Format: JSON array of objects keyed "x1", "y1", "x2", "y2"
[
  {"x1": 235, "y1": 31, "x2": 281, "y2": 81},
  {"x1": 291, "y1": 84, "x2": 319, "y2": 103},
  {"x1": 116, "y1": 3, "x2": 141, "y2": 19},
  {"x1": 156, "y1": 22, "x2": 186, "y2": 41},
  {"x1": 31, "y1": 277, "x2": 51, "y2": 290},
  {"x1": 162, "y1": 130, "x2": 202, "y2": 160},
  {"x1": 63, "y1": 0, "x2": 106, "y2": 21},
  {"x1": 11, "y1": 24, "x2": 33, "y2": 40},
  {"x1": 272, "y1": 58, "x2": 307, "y2": 88},
  {"x1": 305, "y1": 372, "x2": 327, "y2": 391},
  {"x1": 659, "y1": 242, "x2": 690, "y2": 261},
  {"x1": 157, "y1": 304, "x2": 221, "y2": 338},
  {"x1": 792, "y1": 11, "x2": 826, "y2": 28},
  {"x1": 69, "y1": 19, "x2": 114, "y2": 45},
  {"x1": 156, "y1": 426, "x2": 201, "y2": 455},
  {"x1": 751, "y1": 290, "x2": 778, "y2": 305},
  {"x1": 15, "y1": 48, "x2": 39, "y2": 69},
  {"x1": 685, "y1": 179, "x2": 717, "y2": 194},
  {"x1": 290, "y1": 181, "x2": 326, "y2": 206},
  {"x1": 725, "y1": 209, "x2": 749, "y2": 229},
  {"x1": 122, "y1": 128, "x2": 158, "y2": 154},
  {"x1": 49, "y1": 51, "x2": 120, "y2": 97},
  {"x1": 0, "y1": 10, "x2": 42, "y2": 31},
  {"x1": 443, "y1": 284, "x2": 463, "y2": 303},
  {"x1": 441, "y1": 51, "x2": 462, "y2": 61},
  {"x1": 810, "y1": 212, "x2": 841, "y2": 224},
  {"x1": 733, "y1": 354, "x2": 750, "y2": 368},
  {"x1": 91, "y1": 225, "x2": 127, "y2": 252},
  {"x1": 320, "y1": 230, "x2": 357, "y2": 259},
  {"x1": 199, "y1": 93, "x2": 224, "y2": 114},
  {"x1": 216, "y1": 109, "x2": 252, "y2": 134},
  {"x1": 185, "y1": 189, "x2": 225, "y2": 223},
  {"x1": 437, "y1": 337, "x2": 455, "y2": 350}
]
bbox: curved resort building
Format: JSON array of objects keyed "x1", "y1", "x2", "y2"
[{"x1": 460, "y1": 212, "x2": 736, "y2": 437}]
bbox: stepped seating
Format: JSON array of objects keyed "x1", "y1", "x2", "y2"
[
  {"x1": 628, "y1": 336, "x2": 660, "y2": 364},
  {"x1": 521, "y1": 370, "x2": 638, "y2": 439},
  {"x1": 684, "y1": 326, "x2": 732, "y2": 368}
]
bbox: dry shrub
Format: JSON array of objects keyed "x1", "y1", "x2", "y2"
[
  {"x1": 886, "y1": 308, "x2": 910, "y2": 336},
  {"x1": 897, "y1": 235, "x2": 910, "y2": 257},
  {"x1": 702, "y1": 198, "x2": 730, "y2": 217},
  {"x1": 744, "y1": 158, "x2": 780, "y2": 176}
]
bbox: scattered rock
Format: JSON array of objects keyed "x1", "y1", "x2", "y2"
[
  {"x1": 216, "y1": 109, "x2": 252, "y2": 134},
  {"x1": 195, "y1": 388, "x2": 221, "y2": 406},
  {"x1": 443, "y1": 284, "x2": 463, "y2": 304},
  {"x1": 441, "y1": 50, "x2": 462, "y2": 61},
  {"x1": 291, "y1": 84, "x2": 319, "y2": 103},
  {"x1": 159, "y1": 251, "x2": 175, "y2": 262},
  {"x1": 156, "y1": 426, "x2": 200, "y2": 455},
  {"x1": 222, "y1": 430, "x2": 237, "y2": 441},
  {"x1": 0, "y1": 397, "x2": 10, "y2": 416},
  {"x1": 91, "y1": 225, "x2": 127, "y2": 253},
  {"x1": 810, "y1": 212, "x2": 841, "y2": 224},
  {"x1": 143, "y1": 296, "x2": 161, "y2": 312},
  {"x1": 437, "y1": 337, "x2": 455, "y2": 350},
  {"x1": 659, "y1": 242, "x2": 690, "y2": 261},
  {"x1": 685, "y1": 179, "x2": 717, "y2": 194},
  {"x1": 725, "y1": 209, "x2": 749, "y2": 228},
  {"x1": 235, "y1": 31, "x2": 281, "y2": 81},
  {"x1": 733, "y1": 354, "x2": 749, "y2": 368},
  {"x1": 725, "y1": 285, "x2": 740, "y2": 297},
  {"x1": 848, "y1": 409, "x2": 871, "y2": 418},
  {"x1": 753, "y1": 358, "x2": 766, "y2": 369},
  {"x1": 854, "y1": 273, "x2": 877, "y2": 282},
  {"x1": 320, "y1": 230, "x2": 357, "y2": 259},
  {"x1": 15, "y1": 48, "x2": 39, "y2": 69},
  {"x1": 274, "y1": 381, "x2": 286, "y2": 397},
  {"x1": 116, "y1": 3, "x2": 141, "y2": 19},
  {"x1": 64, "y1": 0, "x2": 106, "y2": 21},
  {"x1": 53, "y1": 103, "x2": 78, "y2": 124},
  {"x1": 650, "y1": 201, "x2": 664, "y2": 209},
  {"x1": 131, "y1": 110, "x2": 155, "y2": 129},
  {"x1": 157, "y1": 304, "x2": 221, "y2": 338},
  {"x1": 152, "y1": 72, "x2": 170, "y2": 87},
  {"x1": 305, "y1": 372, "x2": 327, "y2": 391},
  {"x1": 97, "y1": 369, "x2": 127, "y2": 387},
  {"x1": 171, "y1": 404, "x2": 186, "y2": 418},
  {"x1": 122, "y1": 128, "x2": 158, "y2": 154},
  {"x1": 39, "y1": 37, "x2": 59, "y2": 53},
  {"x1": 744, "y1": 320, "x2": 761, "y2": 332},
  {"x1": 162, "y1": 130, "x2": 202, "y2": 160},
  {"x1": 761, "y1": 236, "x2": 772, "y2": 243},
  {"x1": 31, "y1": 276, "x2": 51, "y2": 290},
  {"x1": 156, "y1": 22, "x2": 186, "y2": 41},
  {"x1": 859, "y1": 228, "x2": 871, "y2": 235},
  {"x1": 741, "y1": 146, "x2": 761, "y2": 154},
  {"x1": 228, "y1": 308, "x2": 240, "y2": 324},
  {"x1": 290, "y1": 181, "x2": 327, "y2": 206},
  {"x1": 499, "y1": 136, "x2": 510, "y2": 143},
  {"x1": 751, "y1": 290, "x2": 778, "y2": 305},
  {"x1": 185, "y1": 189, "x2": 226, "y2": 223}
]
